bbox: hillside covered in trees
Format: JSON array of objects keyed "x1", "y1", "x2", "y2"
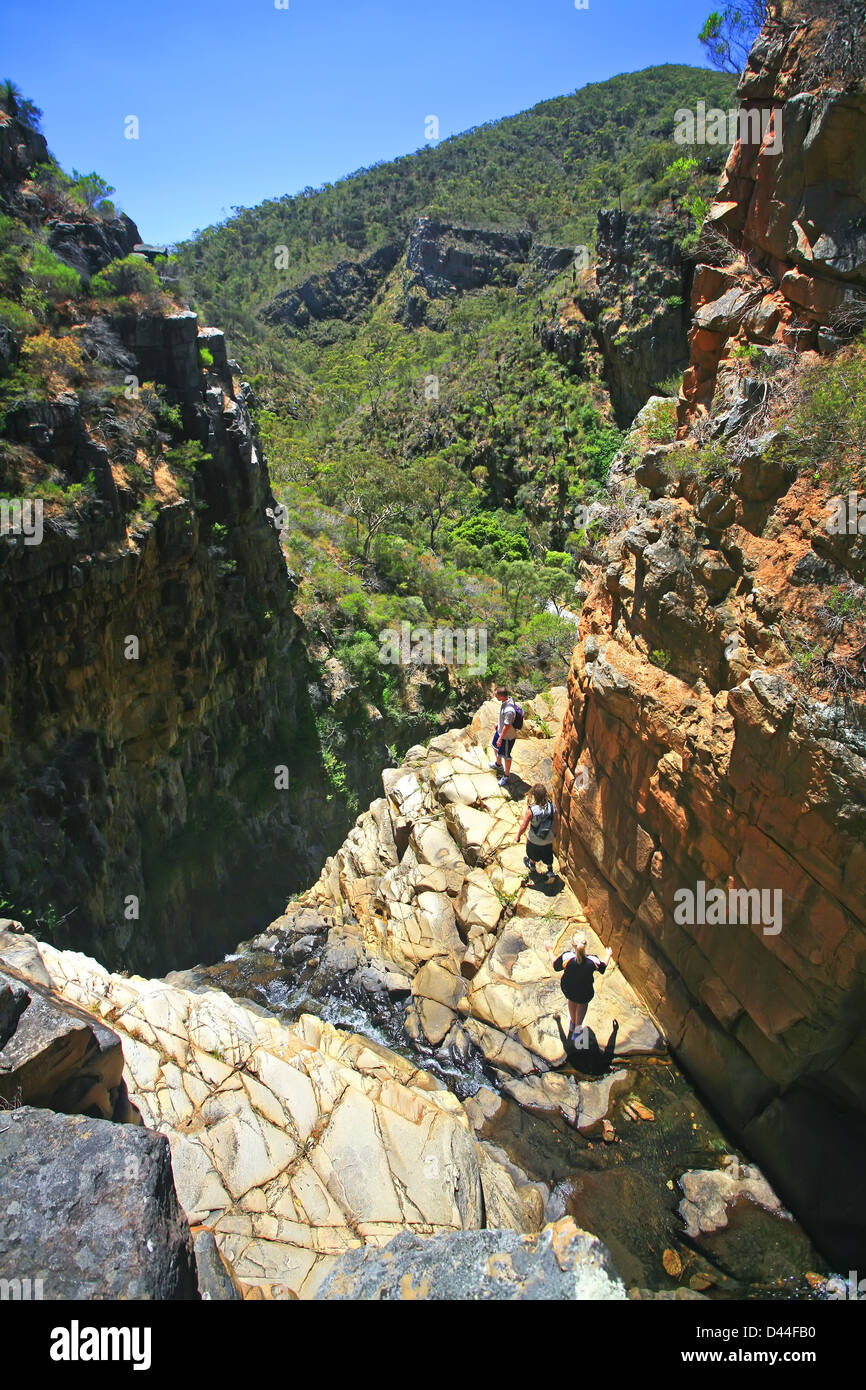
[{"x1": 173, "y1": 65, "x2": 736, "y2": 737}]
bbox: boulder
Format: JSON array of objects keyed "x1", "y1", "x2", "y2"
[
  {"x1": 0, "y1": 964, "x2": 129, "y2": 1121},
  {"x1": 0, "y1": 1106, "x2": 197, "y2": 1299},
  {"x1": 454, "y1": 869, "x2": 502, "y2": 934},
  {"x1": 503, "y1": 1069, "x2": 627, "y2": 1131},
  {"x1": 315, "y1": 1218, "x2": 627, "y2": 1300},
  {"x1": 678, "y1": 1165, "x2": 791, "y2": 1239}
]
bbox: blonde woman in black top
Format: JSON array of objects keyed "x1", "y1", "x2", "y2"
[{"x1": 545, "y1": 931, "x2": 613, "y2": 1039}]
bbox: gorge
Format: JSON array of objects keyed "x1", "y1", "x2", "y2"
[{"x1": 1, "y1": 0, "x2": 865, "y2": 1304}]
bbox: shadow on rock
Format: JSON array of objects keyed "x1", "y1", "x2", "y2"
[{"x1": 556, "y1": 1017, "x2": 619, "y2": 1078}]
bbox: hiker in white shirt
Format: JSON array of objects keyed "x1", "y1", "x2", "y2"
[{"x1": 489, "y1": 684, "x2": 518, "y2": 787}]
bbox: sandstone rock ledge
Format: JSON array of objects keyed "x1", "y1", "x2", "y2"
[
  {"x1": 299, "y1": 688, "x2": 664, "y2": 1125},
  {"x1": 3, "y1": 929, "x2": 572, "y2": 1299}
]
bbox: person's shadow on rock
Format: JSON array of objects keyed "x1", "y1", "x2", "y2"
[
  {"x1": 556, "y1": 1017, "x2": 619, "y2": 1077},
  {"x1": 534, "y1": 872, "x2": 564, "y2": 894}
]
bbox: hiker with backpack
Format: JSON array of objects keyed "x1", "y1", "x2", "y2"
[
  {"x1": 489, "y1": 684, "x2": 524, "y2": 788},
  {"x1": 544, "y1": 931, "x2": 614, "y2": 1039},
  {"x1": 516, "y1": 782, "x2": 558, "y2": 883}
]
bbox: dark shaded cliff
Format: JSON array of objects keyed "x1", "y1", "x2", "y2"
[{"x1": 0, "y1": 110, "x2": 330, "y2": 972}]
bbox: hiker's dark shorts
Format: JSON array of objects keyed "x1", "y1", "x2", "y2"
[
  {"x1": 496, "y1": 738, "x2": 515, "y2": 759},
  {"x1": 526, "y1": 840, "x2": 554, "y2": 869},
  {"x1": 562, "y1": 978, "x2": 594, "y2": 1005}
]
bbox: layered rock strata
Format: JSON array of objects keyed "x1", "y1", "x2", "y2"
[
  {"x1": 680, "y1": 6, "x2": 866, "y2": 422},
  {"x1": 553, "y1": 6, "x2": 866, "y2": 1267}
]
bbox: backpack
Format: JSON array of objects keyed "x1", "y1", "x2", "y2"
[
  {"x1": 511, "y1": 703, "x2": 524, "y2": 731},
  {"x1": 530, "y1": 802, "x2": 554, "y2": 839}
]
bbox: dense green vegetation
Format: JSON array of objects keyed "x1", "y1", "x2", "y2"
[
  {"x1": 176, "y1": 66, "x2": 734, "y2": 342},
  {"x1": 174, "y1": 65, "x2": 734, "y2": 709},
  {"x1": 1, "y1": 67, "x2": 735, "y2": 722},
  {"x1": 0, "y1": 143, "x2": 194, "y2": 527}
]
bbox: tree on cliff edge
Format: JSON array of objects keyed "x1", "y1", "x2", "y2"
[
  {"x1": 0, "y1": 79, "x2": 42, "y2": 131},
  {"x1": 699, "y1": 3, "x2": 768, "y2": 73}
]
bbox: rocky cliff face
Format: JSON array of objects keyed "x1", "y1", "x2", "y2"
[
  {"x1": 553, "y1": 5, "x2": 866, "y2": 1267},
  {"x1": 0, "y1": 114, "x2": 328, "y2": 974},
  {"x1": 0, "y1": 318, "x2": 319, "y2": 973},
  {"x1": 680, "y1": 3, "x2": 866, "y2": 422},
  {"x1": 261, "y1": 240, "x2": 403, "y2": 332},
  {"x1": 262, "y1": 216, "x2": 572, "y2": 336},
  {"x1": 542, "y1": 209, "x2": 691, "y2": 424}
]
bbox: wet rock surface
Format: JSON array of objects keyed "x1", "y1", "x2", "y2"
[{"x1": 678, "y1": 1164, "x2": 790, "y2": 1239}]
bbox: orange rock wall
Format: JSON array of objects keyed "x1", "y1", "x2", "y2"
[
  {"x1": 555, "y1": 7, "x2": 866, "y2": 1266},
  {"x1": 554, "y1": 618, "x2": 866, "y2": 1265}
]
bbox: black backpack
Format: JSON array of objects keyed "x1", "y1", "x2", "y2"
[{"x1": 511, "y1": 703, "x2": 524, "y2": 731}]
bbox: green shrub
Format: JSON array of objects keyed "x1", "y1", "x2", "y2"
[
  {"x1": 545, "y1": 549, "x2": 572, "y2": 569},
  {"x1": 337, "y1": 591, "x2": 372, "y2": 627},
  {"x1": 166, "y1": 441, "x2": 210, "y2": 474},
  {"x1": 777, "y1": 338, "x2": 866, "y2": 490},
  {"x1": 336, "y1": 631, "x2": 383, "y2": 691},
  {"x1": 688, "y1": 194, "x2": 711, "y2": 229},
  {"x1": 642, "y1": 397, "x2": 678, "y2": 444},
  {"x1": 199, "y1": 346, "x2": 214, "y2": 370},
  {"x1": 663, "y1": 156, "x2": 699, "y2": 180},
  {"x1": 68, "y1": 170, "x2": 116, "y2": 216},
  {"x1": 448, "y1": 513, "x2": 530, "y2": 562},
  {"x1": 156, "y1": 399, "x2": 183, "y2": 432},
  {"x1": 91, "y1": 255, "x2": 163, "y2": 305},
  {"x1": 0, "y1": 297, "x2": 38, "y2": 336},
  {"x1": 29, "y1": 244, "x2": 81, "y2": 300}
]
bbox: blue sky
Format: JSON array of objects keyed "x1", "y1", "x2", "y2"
[{"x1": 6, "y1": 0, "x2": 720, "y2": 246}]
